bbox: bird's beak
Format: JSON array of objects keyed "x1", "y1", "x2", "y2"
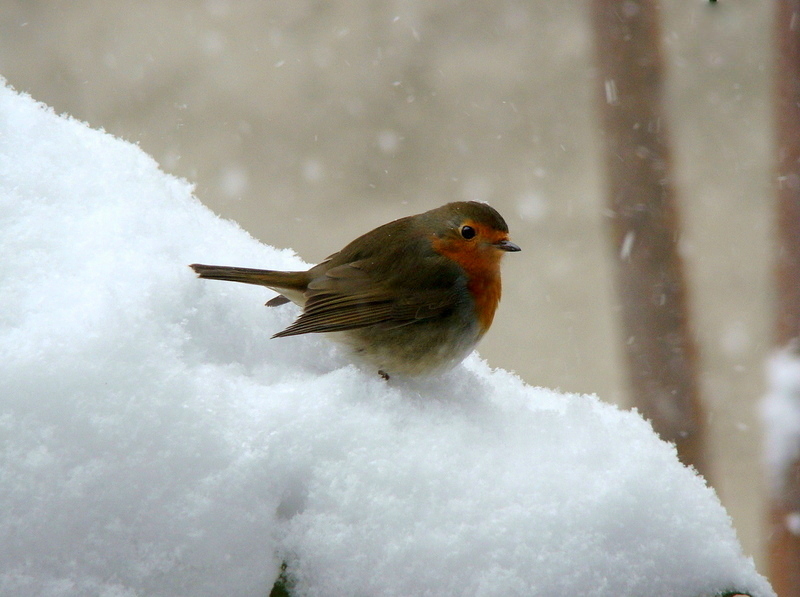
[{"x1": 494, "y1": 239, "x2": 521, "y2": 252}]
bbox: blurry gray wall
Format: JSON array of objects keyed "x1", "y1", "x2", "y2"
[{"x1": 1, "y1": 0, "x2": 773, "y2": 571}]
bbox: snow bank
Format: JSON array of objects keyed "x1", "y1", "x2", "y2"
[{"x1": 0, "y1": 81, "x2": 773, "y2": 597}]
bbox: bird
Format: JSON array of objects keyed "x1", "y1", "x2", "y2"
[{"x1": 190, "y1": 201, "x2": 520, "y2": 378}]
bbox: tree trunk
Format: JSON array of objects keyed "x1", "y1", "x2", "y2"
[
  {"x1": 767, "y1": 1, "x2": 800, "y2": 595},
  {"x1": 589, "y1": 0, "x2": 708, "y2": 477}
]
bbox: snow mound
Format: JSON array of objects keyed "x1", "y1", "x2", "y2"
[{"x1": 0, "y1": 82, "x2": 773, "y2": 597}]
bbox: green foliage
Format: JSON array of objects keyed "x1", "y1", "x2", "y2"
[{"x1": 269, "y1": 562, "x2": 293, "y2": 597}]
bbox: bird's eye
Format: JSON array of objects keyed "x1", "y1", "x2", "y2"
[{"x1": 460, "y1": 225, "x2": 476, "y2": 240}]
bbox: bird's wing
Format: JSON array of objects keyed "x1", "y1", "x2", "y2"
[{"x1": 271, "y1": 261, "x2": 458, "y2": 337}]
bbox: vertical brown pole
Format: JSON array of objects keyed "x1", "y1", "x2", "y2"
[
  {"x1": 769, "y1": 2, "x2": 800, "y2": 595},
  {"x1": 589, "y1": 0, "x2": 707, "y2": 477}
]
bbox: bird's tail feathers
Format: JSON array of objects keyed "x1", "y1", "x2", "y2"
[{"x1": 189, "y1": 263, "x2": 308, "y2": 296}]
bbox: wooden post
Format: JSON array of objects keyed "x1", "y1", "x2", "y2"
[
  {"x1": 768, "y1": 1, "x2": 800, "y2": 594},
  {"x1": 589, "y1": 0, "x2": 708, "y2": 477}
]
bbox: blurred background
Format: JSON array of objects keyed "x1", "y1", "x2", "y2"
[{"x1": 0, "y1": 0, "x2": 774, "y2": 577}]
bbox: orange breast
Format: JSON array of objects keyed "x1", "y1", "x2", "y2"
[
  {"x1": 460, "y1": 253, "x2": 502, "y2": 333},
  {"x1": 431, "y1": 237, "x2": 503, "y2": 334}
]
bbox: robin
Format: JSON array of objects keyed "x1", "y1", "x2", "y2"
[{"x1": 191, "y1": 201, "x2": 520, "y2": 378}]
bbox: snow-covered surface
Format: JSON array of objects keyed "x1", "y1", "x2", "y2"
[
  {"x1": 0, "y1": 81, "x2": 773, "y2": 597},
  {"x1": 761, "y1": 344, "x2": 800, "y2": 493}
]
